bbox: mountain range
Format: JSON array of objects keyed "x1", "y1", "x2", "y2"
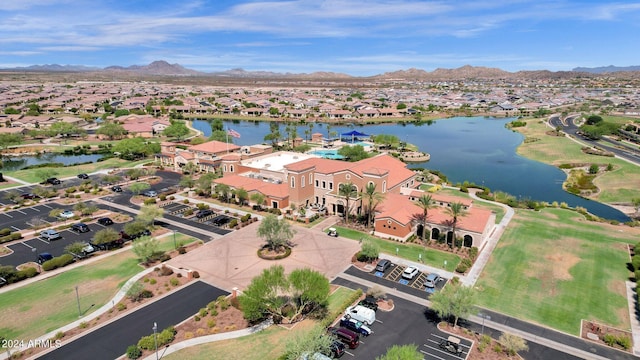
[{"x1": 3, "y1": 60, "x2": 640, "y2": 80}]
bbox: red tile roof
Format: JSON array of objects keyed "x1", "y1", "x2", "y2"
[
  {"x1": 214, "y1": 174, "x2": 289, "y2": 199},
  {"x1": 189, "y1": 140, "x2": 240, "y2": 154}
]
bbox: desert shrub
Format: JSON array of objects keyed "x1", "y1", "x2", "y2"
[
  {"x1": 209, "y1": 307, "x2": 218, "y2": 317},
  {"x1": 228, "y1": 219, "x2": 238, "y2": 228},
  {"x1": 603, "y1": 333, "x2": 617, "y2": 347},
  {"x1": 158, "y1": 265, "x2": 174, "y2": 276},
  {"x1": 137, "y1": 335, "x2": 156, "y2": 350},
  {"x1": 177, "y1": 246, "x2": 186, "y2": 254},
  {"x1": 455, "y1": 262, "x2": 469, "y2": 273},
  {"x1": 194, "y1": 315, "x2": 201, "y2": 322},
  {"x1": 79, "y1": 321, "x2": 88, "y2": 329},
  {"x1": 192, "y1": 271, "x2": 200, "y2": 278},
  {"x1": 143, "y1": 198, "x2": 156, "y2": 205},
  {"x1": 366, "y1": 285, "x2": 386, "y2": 300},
  {"x1": 126, "y1": 345, "x2": 142, "y2": 359},
  {"x1": 184, "y1": 331, "x2": 194, "y2": 339},
  {"x1": 0, "y1": 228, "x2": 11, "y2": 236},
  {"x1": 42, "y1": 254, "x2": 75, "y2": 271},
  {"x1": 126, "y1": 282, "x2": 152, "y2": 302},
  {"x1": 149, "y1": 278, "x2": 157, "y2": 285},
  {"x1": 468, "y1": 247, "x2": 479, "y2": 261},
  {"x1": 170, "y1": 277, "x2": 179, "y2": 286},
  {"x1": 207, "y1": 301, "x2": 217, "y2": 311},
  {"x1": 183, "y1": 199, "x2": 190, "y2": 204},
  {"x1": 117, "y1": 302, "x2": 127, "y2": 311},
  {"x1": 199, "y1": 308, "x2": 209, "y2": 317},
  {"x1": 207, "y1": 319, "x2": 217, "y2": 328}
]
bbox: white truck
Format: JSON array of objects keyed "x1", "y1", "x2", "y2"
[{"x1": 344, "y1": 305, "x2": 376, "y2": 326}]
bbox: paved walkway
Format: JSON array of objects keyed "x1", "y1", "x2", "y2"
[{"x1": 626, "y1": 280, "x2": 640, "y2": 356}]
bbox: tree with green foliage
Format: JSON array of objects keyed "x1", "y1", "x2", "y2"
[
  {"x1": 48, "y1": 122, "x2": 86, "y2": 139},
  {"x1": 215, "y1": 183, "x2": 231, "y2": 202},
  {"x1": 373, "y1": 134, "x2": 400, "y2": 149},
  {"x1": 195, "y1": 172, "x2": 216, "y2": 195},
  {"x1": 132, "y1": 236, "x2": 159, "y2": 262},
  {"x1": 338, "y1": 145, "x2": 370, "y2": 162},
  {"x1": 129, "y1": 182, "x2": 150, "y2": 195},
  {"x1": 137, "y1": 204, "x2": 164, "y2": 227},
  {"x1": 124, "y1": 220, "x2": 150, "y2": 236},
  {"x1": 234, "y1": 187, "x2": 249, "y2": 206},
  {"x1": 588, "y1": 164, "x2": 599, "y2": 174},
  {"x1": 429, "y1": 283, "x2": 476, "y2": 327},
  {"x1": 73, "y1": 202, "x2": 99, "y2": 216},
  {"x1": 250, "y1": 192, "x2": 266, "y2": 210},
  {"x1": 3, "y1": 107, "x2": 20, "y2": 115},
  {"x1": 264, "y1": 122, "x2": 281, "y2": 147},
  {"x1": 114, "y1": 109, "x2": 130, "y2": 117},
  {"x1": 284, "y1": 324, "x2": 335, "y2": 360},
  {"x1": 209, "y1": 130, "x2": 233, "y2": 143},
  {"x1": 65, "y1": 242, "x2": 87, "y2": 256},
  {"x1": 498, "y1": 332, "x2": 528, "y2": 356},
  {"x1": 96, "y1": 122, "x2": 127, "y2": 140},
  {"x1": 34, "y1": 168, "x2": 59, "y2": 183},
  {"x1": 163, "y1": 120, "x2": 190, "y2": 140},
  {"x1": 415, "y1": 194, "x2": 435, "y2": 242},
  {"x1": 632, "y1": 198, "x2": 640, "y2": 216},
  {"x1": 585, "y1": 115, "x2": 603, "y2": 125},
  {"x1": 257, "y1": 214, "x2": 296, "y2": 251},
  {"x1": 112, "y1": 138, "x2": 160, "y2": 159},
  {"x1": 0, "y1": 133, "x2": 23, "y2": 150},
  {"x1": 445, "y1": 202, "x2": 467, "y2": 248},
  {"x1": 338, "y1": 182, "x2": 358, "y2": 224},
  {"x1": 396, "y1": 103, "x2": 407, "y2": 110},
  {"x1": 362, "y1": 183, "x2": 384, "y2": 228},
  {"x1": 359, "y1": 239, "x2": 380, "y2": 261},
  {"x1": 376, "y1": 344, "x2": 423, "y2": 360},
  {"x1": 91, "y1": 228, "x2": 120, "y2": 246},
  {"x1": 179, "y1": 175, "x2": 195, "y2": 188},
  {"x1": 238, "y1": 265, "x2": 329, "y2": 323}
]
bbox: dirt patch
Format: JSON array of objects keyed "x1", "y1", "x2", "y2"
[
  {"x1": 581, "y1": 320, "x2": 633, "y2": 353},
  {"x1": 544, "y1": 252, "x2": 580, "y2": 281}
]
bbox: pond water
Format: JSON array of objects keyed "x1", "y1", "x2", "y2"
[
  {"x1": 0, "y1": 153, "x2": 105, "y2": 171},
  {"x1": 192, "y1": 118, "x2": 630, "y2": 221}
]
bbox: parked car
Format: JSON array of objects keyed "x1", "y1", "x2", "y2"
[
  {"x1": 329, "y1": 327, "x2": 360, "y2": 349},
  {"x1": 20, "y1": 193, "x2": 40, "y2": 200},
  {"x1": 119, "y1": 229, "x2": 151, "y2": 240},
  {"x1": 327, "y1": 227, "x2": 338, "y2": 237},
  {"x1": 71, "y1": 223, "x2": 90, "y2": 233},
  {"x1": 339, "y1": 317, "x2": 372, "y2": 336},
  {"x1": 196, "y1": 209, "x2": 214, "y2": 218},
  {"x1": 344, "y1": 305, "x2": 375, "y2": 326},
  {"x1": 375, "y1": 259, "x2": 391, "y2": 273},
  {"x1": 111, "y1": 185, "x2": 123, "y2": 192},
  {"x1": 142, "y1": 190, "x2": 158, "y2": 197},
  {"x1": 81, "y1": 242, "x2": 95, "y2": 254},
  {"x1": 357, "y1": 295, "x2": 379, "y2": 312},
  {"x1": 97, "y1": 217, "x2": 114, "y2": 226},
  {"x1": 424, "y1": 273, "x2": 441, "y2": 289},
  {"x1": 301, "y1": 352, "x2": 332, "y2": 360},
  {"x1": 40, "y1": 229, "x2": 61, "y2": 241},
  {"x1": 439, "y1": 336, "x2": 463, "y2": 355},
  {"x1": 46, "y1": 177, "x2": 61, "y2": 185},
  {"x1": 328, "y1": 340, "x2": 345, "y2": 358},
  {"x1": 36, "y1": 252, "x2": 54, "y2": 264},
  {"x1": 77, "y1": 173, "x2": 89, "y2": 179},
  {"x1": 91, "y1": 237, "x2": 124, "y2": 251},
  {"x1": 59, "y1": 210, "x2": 75, "y2": 219},
  {"x1": 401, "y1": 266, "x2": 419, "y2": 280},
  {"x1": 212, "y1": 215, "x2": 231, "y2": 226}
]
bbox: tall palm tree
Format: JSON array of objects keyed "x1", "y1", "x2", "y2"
[
  {"x1": 362, "y1": 183, "x2": 385, "y2": 228},
  {"x1": 416, "y1": 194, "x2": 435, "y2": 242},
  {"x1": 445, "y1": 201, "x2": 467, "y2": 248},
  {"x1": 338, "y1": 181, "x2": 358, "y2": 225}
]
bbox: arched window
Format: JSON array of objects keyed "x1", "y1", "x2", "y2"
[
  {"x1": 309, "y1": 174, "x2": 313, "y2": 185},
  {"x1": 230, "y1": 165, "x2": 234, "y2": 172},
  {"x1": 464, "y1": 235, "x2": 473, "y2": 247},
  {"x1": 223, "y1": 165, "x2": 227, "y2": 172},
  {"x1": 382, "y1": 181, "x2": 387, "y2": 193},
  {"x1": 290, "y1": 176, "x2": 295, "y2": 188},
  {"x1": 368, "y1": 181, "x2": 374, "y2": 188},
  {"x1": 301, "y1": 175, "x2": 305, "y2": 188}
]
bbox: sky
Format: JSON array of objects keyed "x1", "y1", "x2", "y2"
[{"x1": 1, "y1": 0, "x2": 639, "y2": 76}]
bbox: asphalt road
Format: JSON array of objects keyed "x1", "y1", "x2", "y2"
[{"x1": 39, "y1": 281, "x2": 228, "y2": 360}]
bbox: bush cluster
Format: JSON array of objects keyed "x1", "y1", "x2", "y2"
[
  {"x1": 135, "y1": 326, "x2": 176, "y2": 351},
  {"x1": 41, "y1": 254, "x2": 75, "y2": 271},
  {"x1": 241, "y1": 213, "x2": 251, "y2": 222},
  {"x1": 455, "y1": 258, "x2": 473, "y2": 273},
  {"x1": 603, "y1": 333, "x2": 631, "y2": 350},
  {"x1": 0, "y1": 232, "x2": 23, "y2": 244},
  {"x1": 0, "y1": 265, "x2": 38, "y2": 284}
]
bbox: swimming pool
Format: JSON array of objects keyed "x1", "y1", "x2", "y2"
[{"x1": 309, "y1": 149, "x2": 345, "y2": 159}]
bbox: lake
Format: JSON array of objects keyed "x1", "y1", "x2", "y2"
[
  {"x1": 192, "y1": 118, "x2": 629, "y2": 222},
  {"x1": 0, "y1": 153, "x2": 105, "y2": 171}
]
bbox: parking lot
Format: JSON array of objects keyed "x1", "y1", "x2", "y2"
[
  {"x1": 369, "y1": 260, "x2": 448, "y2": 296},
  {"x1": 332, "y1": 276, "x2": 471, "y2": 360}
]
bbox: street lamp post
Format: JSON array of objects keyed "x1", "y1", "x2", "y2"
[
  {"x1": 75, "y1": 286, "x2": 81, "y2": 317},
  {"x1": 152, "y1": 322, "x2": 158, "y2": 360},
  {"x1": 173, "y1": 230, "x2": 177, "y2": 249},
  {"x1": 478, "y1": 312, "x2": 491, "y2": 335}
]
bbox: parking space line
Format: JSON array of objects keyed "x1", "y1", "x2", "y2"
[
  {"x1": 11, "y1": 226, "x2": 21, "y2": 232},
  {"x1": 37, "y1": 238, "x2": 50, "y2": 245},
  {"x1": 374, "y1": 319, "x2": 383, "y2": 324},
  {"x1": 423, "y1": 344, "x2": 464, "y2": 359},
  {"x1": 42, "y1": 204, "x2": 52, "y2": 209},
  {"x1": 21, "y1": 242, "x2": 34, "y2": 249},
  {"x1": 344, "y1": 351, "x2": 355, "y2": 357},
  {"x1": 420, "y1": 349, "x2": 447, "y2": 360},
  {"x1": 2, "y1": 213, "x2": 12, "y2": 218},
  {"x1": 15, "y1": 209, "x2": 27, "y2": 215}
]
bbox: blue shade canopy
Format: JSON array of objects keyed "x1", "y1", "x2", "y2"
[{"x1": 341, "y1": 130, "x2": 368, "y2": 137}]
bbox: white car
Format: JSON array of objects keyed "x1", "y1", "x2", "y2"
[
  {"x1": 59, "y1": 210, "x2": 75, "y2": 219},
  {"x1": 344, "y1": 305, "x2": 376, "y2": 326},
  {"x1": 402, "y1": 266, "x2": 419, "y2": 280},
  {"x1": 40, "y1": 229, "x2": 61, "y2": 241}
]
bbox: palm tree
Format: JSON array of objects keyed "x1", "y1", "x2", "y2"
[
  {"x1": 338, "y1": 182, "x2": 358, "y2": 225},
  {"x1": 416, "y1": 194, "x2": 435, "y2": 242},
  {"x1": 445, "y1": 201, "x2": 467, "y2": 248},
  {"x1": 362, "y1": 183, "x2": 385, "y2": 228}
]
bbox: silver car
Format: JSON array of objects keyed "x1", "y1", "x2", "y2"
[{"x1": 40, "y1": 229, "x2": 61, "y2": 241}]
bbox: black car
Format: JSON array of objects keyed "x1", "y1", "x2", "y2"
[
  {"x1": 328, "y1": 340, "x2": 345, "y2": 358},
  {"x1": 20, "y1": 193, "x2": 40, "y2": 200},
  {"x1": 77, "y1": 173, "x2": 89, "y2": 179},
  {"x1": 71, "y1": 223, "x2": 90, "y2": 233},
  {"x1": 97, "y1": 217, "x2": 114, "y2": 226},
  {"x1": 111, "y1": 185, "x2": 123, "y2": 192},
  {"x1": 357, "y1": 295, "x2": 379, "y2": 312},
  {"x1": 46, "y1": 177, "x2": 61, "y2": 185},
  {"x1": 37, "y1": 252, "x2": 53, "y2": 264},
  {"x1": 120, "y1": 229, "x2": 151, "y2": 240},
  {"x1": 91, "y1": 237, "x2": 124, "y2": 251},
  {"x1": 196, "y1": 209, "x2": 214, "y2": 218},
  {"x1": 212, "y1": 215, "x2": 231, "y2": 226}
]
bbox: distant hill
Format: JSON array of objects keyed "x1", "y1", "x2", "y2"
[
  {"x1": 4, "y1": 60, "x2": 640, "y2": 80},
  {"x1": 572, "y1": 65, "x2": 640, "y2": 73}
]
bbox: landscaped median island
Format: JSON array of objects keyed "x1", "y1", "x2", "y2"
[
  {"x1": 475, "y1": 208, "x2": 640, "y2": 341},
  {"x1": 0, "y1": 233, "x2": 201, "y2": 358}
]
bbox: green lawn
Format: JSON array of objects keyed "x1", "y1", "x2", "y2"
[
  {"x1": 475, "y1": 208, "x2": 638, "y2": 335},
  {"x1": 0, "y1": 252, "x2": 143, "y2": 341},
  {"x1": 332, "y1": 226, "x2": 460, "y2": 272},
  {"x1": 327, "y1": 287, "x2": 357, "y2": 315},
  {"x1": 3, "y1": 158, "x2": 151, "y2": 183},
  {"x1": 0, "y1": 232, "x2": 198, "y2": 342}
]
